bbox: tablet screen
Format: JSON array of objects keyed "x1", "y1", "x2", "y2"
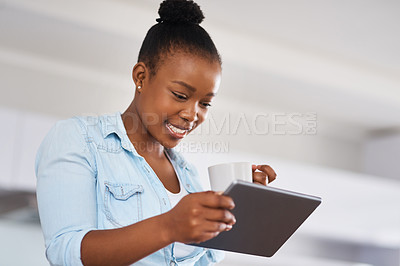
[{"x1": 191, "y1": 180, "x2": 321, "y2": 257}]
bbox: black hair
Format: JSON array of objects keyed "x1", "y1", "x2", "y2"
[{"x1": 138, "y1": 0, "x2": 222, "y2": 77}]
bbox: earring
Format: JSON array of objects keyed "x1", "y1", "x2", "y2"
[{"x1": 137, "y1": 85, "x2": 142, "y2": 92}]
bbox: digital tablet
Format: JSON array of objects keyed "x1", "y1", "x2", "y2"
[{"x1": 191, "y1": 180, "x2": 322, "y2": 257}]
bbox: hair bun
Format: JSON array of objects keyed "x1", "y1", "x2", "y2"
[{"x1": 157, "y1": 0, "x2": 204, "y2": 25}]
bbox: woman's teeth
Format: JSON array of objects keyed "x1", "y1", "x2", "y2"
[{"x1": 167, "y1": 123, "x2": 187, "y2": 135}]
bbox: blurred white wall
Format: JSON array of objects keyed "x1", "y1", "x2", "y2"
[{"x1": 364, "y1": 133, "x2": 400, "y2": 181}]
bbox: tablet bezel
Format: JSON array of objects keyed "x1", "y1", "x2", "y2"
[{"x1": 191, "y1": 180, "x2": 321, "y2": 257}]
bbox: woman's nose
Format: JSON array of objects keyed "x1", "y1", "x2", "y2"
[{"x1": 179, "y1": 104, "x2": 198, "y2": 122}]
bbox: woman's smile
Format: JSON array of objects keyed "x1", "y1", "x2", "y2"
[{"x1": 165, "y1": 121, "x2": 192, "y2": 139}]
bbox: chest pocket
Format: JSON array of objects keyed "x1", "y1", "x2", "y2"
[{"x1": 104, "y1": 182, "x2": 144, "y2": 227}]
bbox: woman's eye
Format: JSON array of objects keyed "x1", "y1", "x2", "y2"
[
  {"x1": 172, "y1": 92, "x2": 187, "y2": 100},
  {"x1": 201, "y1": 102, "x2": 212, "y2": 108}
]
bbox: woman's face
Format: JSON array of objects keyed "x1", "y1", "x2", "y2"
[{"x1": 134, "y1": 53, "x2": 222, "y2": 149}]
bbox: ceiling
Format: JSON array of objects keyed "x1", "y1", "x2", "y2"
[{"x1": 1, "y1": 0, "x2": 400, "y2": 141}]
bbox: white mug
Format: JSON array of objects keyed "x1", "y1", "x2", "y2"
[{"x1": 208, "y1": 162, "x2": 253, "y2": 191}]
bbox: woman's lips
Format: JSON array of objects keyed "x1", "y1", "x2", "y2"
[{"x1": 165, "y1": 122, "x2": 190, "y2": 139}]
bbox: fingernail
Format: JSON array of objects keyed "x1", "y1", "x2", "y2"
[{"x1": 226, "y1": 224, "x2": 232, "y2": 231}]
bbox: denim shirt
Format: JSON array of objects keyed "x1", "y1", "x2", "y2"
[{"x1": 35, "y1": 112, "x2": 224, "y2": 266}]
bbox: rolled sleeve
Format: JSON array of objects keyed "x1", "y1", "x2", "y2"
[{"x1": 35, "y1": 118, "x2": 97, "y2": 266}]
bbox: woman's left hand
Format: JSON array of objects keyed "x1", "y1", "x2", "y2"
[{"x1": 252, "y1": 164, "x2": 277, "y2": 185}]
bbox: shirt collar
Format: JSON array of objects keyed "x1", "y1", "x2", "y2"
[
  {"x1": 100, "y1": 112, "x2": 140, "y2": 156},
  {"x1": 165, "y1": 148, "x2": 188, "y2": 169}
]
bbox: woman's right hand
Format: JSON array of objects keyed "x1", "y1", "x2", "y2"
[{"x1": 163, "y1": 191, "x2": 236, "y2": 244}]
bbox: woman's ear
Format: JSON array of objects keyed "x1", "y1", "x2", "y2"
[{"x1": 132, "y1": 62, "x2": 147, "y2": 90}]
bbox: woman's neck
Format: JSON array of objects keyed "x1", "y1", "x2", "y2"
[{"x1": 121, "y1": 103, "x2": 165, "y2": 160}]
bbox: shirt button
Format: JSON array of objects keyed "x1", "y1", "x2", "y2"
[{"x1": 170, "y1": 261, "x2": 176, "y2": 266}]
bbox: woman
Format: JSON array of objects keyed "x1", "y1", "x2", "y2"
[{"x1": 35, "y1": 0, "x2": 276, "y2": 265}]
